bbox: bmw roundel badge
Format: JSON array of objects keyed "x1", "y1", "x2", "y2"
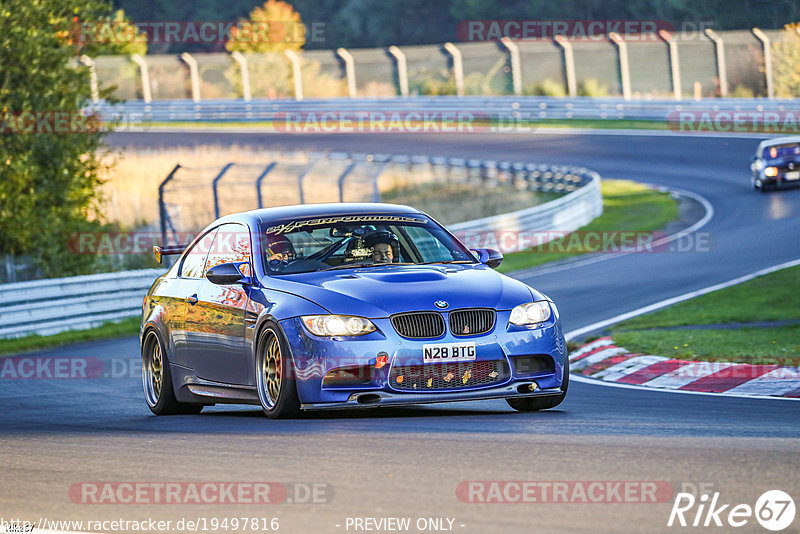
[{"x1": 434, "y1": 300, "x2": 449, "y2": 309}]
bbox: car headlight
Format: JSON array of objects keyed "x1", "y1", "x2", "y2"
[
  {"x1": 301, "y1": 315, "x2": 376, "y2": 336},
  {"x1": 509, "y1": 302, "x2": 552, "y2": 326},
  {"x1": 764, "y1": 166, "x2": 778, "y2": 177}
]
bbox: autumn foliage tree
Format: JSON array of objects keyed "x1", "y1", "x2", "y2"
[
  {"x1": 0, "y1": 0, "x2": 140, "y2": 278},
  {"x1": 226, "y1": 0, "x2": 305, "y2": 53},
  {"x1": 772, "y1": 23, "x2": 800, "y2": 98}
]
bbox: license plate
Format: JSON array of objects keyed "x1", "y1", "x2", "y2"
[
  {"x1": 422, "y1": 342, "x2": 476, "y2": 363},
  {"x1": 785, "y1": 171, "x2": 800, "y2": 180}
]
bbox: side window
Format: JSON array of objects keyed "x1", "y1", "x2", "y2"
[
  {"x1": 402, "y1": 225, "x2": 450, "y2": 262},
  {"x1": 180, "y1": 229, "x2": 218, "y2": 279},
  {"x1": 204, "y1": 223, "x2": 252, "y2": 276}
]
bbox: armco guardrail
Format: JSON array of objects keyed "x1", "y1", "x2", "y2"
[
  {"x1": 450, "y1": 168, "x2": 602, "y2": 247},
  {"x1": 0, "y1": 269, "x2": 162, "y2": 338},
  {"x1": 0, "y1": 160, "x2": 602, "y2": 339},
  {"x1": 100, "y1": 96, "x2": 798, "y2": 126}
]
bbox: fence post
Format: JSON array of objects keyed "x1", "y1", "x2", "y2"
[
  {"x1": 180, "y1": 52, "x2": 201, "y2": 102},
  {"x1": 442, "y1": 42, "x2": 465, "y2": 96},
  {"x1": 751, "y1": 28, "x2": 774, "y2": 99},
  {"x1": 387, "y1": 46, "x2": 409, "y2": 97},
  {"x1": 658, "y1": 30, "x2": 682, "y2": 100},
  {"x1": 4, "y1": 255, "x2": 16, "y2": 284},
  {"x1": 337, "y1": 160, "x2": 358, "y2": 202},
  {"x1": 212, "y1": 163, "x2": 235, "y2": 218},
  {"x1": 608, "y1": 32, "x2": 631, "y2": 100},
  {"x1": 255, "y1": 162, "x2": 277, "y2": 208},
  {"x1": 159, "y1": 164, "x2": 181, "y2": 244},
  {"x1": 704, "y1": 29, "x2": 728, "y2": 97},
  {"x1": 553, "y1": 36, "x2": 577, "y2": 97},
  {"x1": 231, "y1": 51, "x2": 252, "y2": 102},
  {"x1": 499, "y1": 37, "x2": 522, "y2": 96},
  {"x1": 79, "y1": 56, "x2": 99, "y2": 103},
  {"x1": 284, "y1": 50, "x2": 304, "y2": 101},
  {"x1": 130, "y1": 54, "x2": 152, "y2": 103},
  {"x1": 296, "y1": 159, "x2": 318, "y2": 204},
  {"x1": 336, "y1": 47, "x2": 358, "y2": 98}
]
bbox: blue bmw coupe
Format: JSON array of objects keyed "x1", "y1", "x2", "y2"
[{"x1": 142, "y1": 203, "x2": 568, "y2": 418}]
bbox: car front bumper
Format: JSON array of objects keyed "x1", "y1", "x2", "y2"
[{"x1": 280, "y1": 310, "x2": 567, "y2": 406}]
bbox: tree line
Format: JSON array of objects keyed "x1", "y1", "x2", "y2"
[{"x1": 111, "y1": 0, "x2": 800, "y2": 52}]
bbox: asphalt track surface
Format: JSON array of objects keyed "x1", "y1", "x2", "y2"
[{"x1": 2, "y1": 131, "x2": 799, "y2": 534}]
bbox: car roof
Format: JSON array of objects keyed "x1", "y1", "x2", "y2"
[
  {"x1": 757, "y1": 136, "x2": 800, "y2": 152},
  {"x1": 211, "y1": 203, "x2": 424, "y2": 228}
]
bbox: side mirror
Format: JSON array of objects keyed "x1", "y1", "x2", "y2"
[
  {"x1": 470, "y1": 248, "x2": 503, "y2": 269},
  {"x1": 206, "y1": 262, "x2": 249, "y2": 285}
]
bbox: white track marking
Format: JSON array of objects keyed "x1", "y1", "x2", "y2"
[
  {"x1": 640, "y1": 361, "x2": 736, "y2": 389},
  {"x1": 566, "y1": 257, "x2": 800, "y2": 400},
  {"x1": 725, "y1": 369, "x2": 800, "y2": 396},
  {"x1": 591, "y1": 355, "x2": 668, "y2": 382},
  {"x1": 511, "y1": 184, "x2": 715, "y2": 279}
]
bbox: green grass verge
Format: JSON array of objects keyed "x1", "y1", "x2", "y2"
[
  {"x1": 610, "y1": 265, "x2": 800, "y2": 365},
  {"x1": 615, "y1": 266, "x2": 800, "y2": 329},
  {"x1": 612, "y1": 326, "x2": 800, "y2": 365},
  {"x1": 0, "y1": 316, "x2": 140, "y2": 357},
  {"x1": 498, "y1": 179, "x2": 679, "y2": 273}
]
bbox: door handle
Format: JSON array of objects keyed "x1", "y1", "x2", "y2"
[{"x1": 187, "y1": 294, "x2": 198, "y2": 305}]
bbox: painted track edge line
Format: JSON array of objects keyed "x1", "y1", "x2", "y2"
[
  {"x1": 565, "y1": 257, "x2": 800, "y2": 401},
  {"x1": 564, "y1": 257, "x2": 800, "y2": 340},
  {"x1": 510, "y1": 183, "x2": 714, "y2": 279}
]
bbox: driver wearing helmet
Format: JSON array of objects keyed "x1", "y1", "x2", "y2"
[
  {"x1": 362, "y1": 230, "x2": 399, "y2": 263},
  {"x1": 264, "y1": 233, "x2": 296, "y2": 262}
]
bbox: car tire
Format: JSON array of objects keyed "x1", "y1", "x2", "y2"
[
  {"x1": 506, "y1": 359, "x2": 569, "y2": 412},
  {"x1": 256, "y1": 322, "x2": 301, "y2": 419},
  {"x1": 142, "y1": 329, "x2": 204, "y2": 415}
]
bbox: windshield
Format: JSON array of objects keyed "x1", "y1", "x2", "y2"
[
  {"x1": 259, "y1": 214, "x2": 474, "y2": 274},
  {"x1": 764, "y1": 143, "x2": 800, "y2": 161}
]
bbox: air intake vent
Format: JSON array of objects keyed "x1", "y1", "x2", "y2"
[
  {"x1": 449, "y1": 308, "x2": 496, "y2": 336},
  {"x1": 391, "y1": 312, "x2": 445, "y2": 339}
]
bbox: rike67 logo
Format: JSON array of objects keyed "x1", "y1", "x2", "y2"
[{"x1": 668, "y1": 489, "x2": 795, "y2": 531}]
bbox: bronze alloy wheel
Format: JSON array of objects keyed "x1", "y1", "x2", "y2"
[
  {"x1": 258, "y1": 331, "x2": 282, "y2": 409},
  {"x1": 143, "y1": 331, "x2": 163, "y2": 407},
  {"x1": 255, "y1": 324, "x2": 301, "y2": 418}
]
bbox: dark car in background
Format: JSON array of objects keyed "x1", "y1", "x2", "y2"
[{"x1": 751, "y1": 137, "x2": 800, "y2": 192}]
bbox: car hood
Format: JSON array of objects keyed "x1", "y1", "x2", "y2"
[{"x1": 265, "y1": 264, "x2": 542, "y2": 317}]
